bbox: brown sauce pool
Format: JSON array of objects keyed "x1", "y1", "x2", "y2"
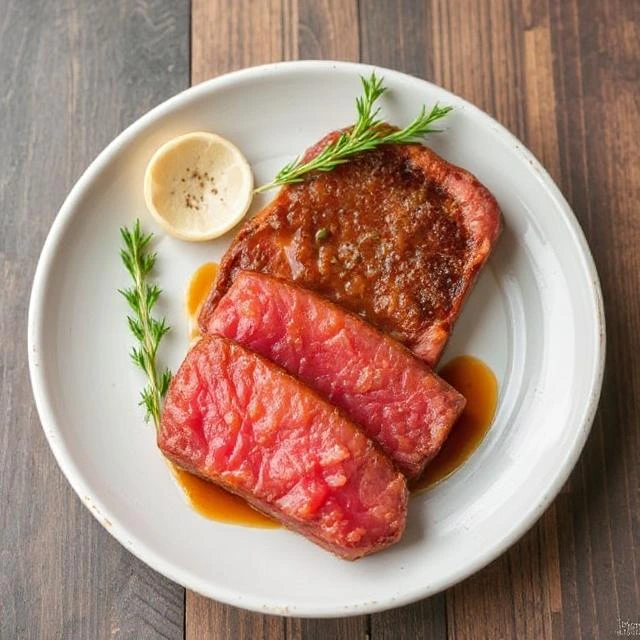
[
  {"x1": 170, "y1": 465, "x2": 278, "y2": 528},
  {"x1": 185, "y1": 261, "x2": 218, "y2": 340},
  {"x1": 172, "y1": 263, "x2": 498, "y2": 527},
  {"x1": 413, "y1": 355, "x2": 498, "y2": 491}
]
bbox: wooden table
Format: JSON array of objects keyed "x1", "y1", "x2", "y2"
[{"x1": 2, "y1": 1, "x2": 638, "y2": 638}]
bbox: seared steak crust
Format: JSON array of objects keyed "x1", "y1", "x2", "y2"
[{"x1": 200, "y1": 131, "x2": 501, "y2": 365}]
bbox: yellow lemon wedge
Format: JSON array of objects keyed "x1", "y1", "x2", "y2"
[{"x1": 143, "y1": 132, "x2": 253, "y2": 241}]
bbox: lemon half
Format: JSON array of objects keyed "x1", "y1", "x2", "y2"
[{"x1": 143, "y1": 132, "x2": 253, "y2": 241}]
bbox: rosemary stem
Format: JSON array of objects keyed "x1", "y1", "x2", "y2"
[{"x1": 255, "y1": 72, "x2": 452, "y2": 193}]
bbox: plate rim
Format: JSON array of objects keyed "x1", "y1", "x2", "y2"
[{"x1": 28, "y1": 59, "x2": 606, "y2": 617}]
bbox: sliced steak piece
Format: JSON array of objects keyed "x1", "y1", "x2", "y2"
[
  {"x1": 199, "y1": 131, "x2": 502, "y2": 366},
  {"x1": 159, "y1": 335, "x2": 408, "y2": 559},
  {"x1": 204, "y1": 271, "x2": 466, "y2": 479}
]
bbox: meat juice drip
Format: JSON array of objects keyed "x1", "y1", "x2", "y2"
[
  {"x1": 175, "y1": 261, "x2": 279, "y2": 528},
  {"x1": 178, "y1": 262, "x2": 497, "y2": 522},
  {"x1": 413, "y1": 355, "x2": 498, "y2": 492}
]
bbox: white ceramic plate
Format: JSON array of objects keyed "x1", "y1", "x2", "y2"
[{"x1": 28, "y1": 61, "x2": 605, "y2": 617}]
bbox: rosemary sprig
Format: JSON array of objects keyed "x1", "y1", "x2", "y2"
[
  {"x1": 118, "y1": 220, "x2": 172, "y2": 429},
  {"x1": 255, "y1": 72, "x2": 453, "y2": 193}
]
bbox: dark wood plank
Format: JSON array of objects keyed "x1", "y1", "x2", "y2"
[
  {"x1": 191, "y1": 0, "x2": 287, "y2": 86},
  {"x1": 185, "y1": 598, "x2": 285, "y2": 640},
  {"x1": 286, "y1": 617, "x2": 369, "y2": 640},
  {"x1": 297, "y1": 0, "x2": 359, "y2": 61},
  {"x1": 548, "y1": 0, "x2": 640, "y2": 637},
  {"x1": 0, "y1": 0, "x2": 189, "y2": 638},
  {"x1": 360, "y1": 0, "x2": 434, "y2": 79},
  {"x1": 188, "y1": 1, "x2": 363, "y2": 637},
  {"x1": 370, "y1": 598, "x2": 447, "y2": 640}
]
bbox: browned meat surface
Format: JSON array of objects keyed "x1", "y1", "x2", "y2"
[{"x1": 199, "y1": 131, "x2": 502, "y2": 365}]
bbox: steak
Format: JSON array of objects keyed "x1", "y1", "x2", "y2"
[
  {"x1": 159, "y1": 335, "x2": 408, "y2": 559},
  {"x1": 205, "y1": 271, "x2": 466, "y2": 478},
  {"x1": 199, "y1": 131, "x2": 502, "y2": 366}
]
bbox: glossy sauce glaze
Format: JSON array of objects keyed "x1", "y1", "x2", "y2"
[
  {"x1": 173, "y1": 263, "x2": 497, "y2": 525},
  {"x1": 199, "y1": 136, "x2": 494, "y2": 361}
]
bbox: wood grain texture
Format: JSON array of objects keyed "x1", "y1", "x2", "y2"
[
  {"x1": 6, "y1": 0, "x2": 638, "y2": 638},
  {"x1": 0, "y1": 0, "x2": 189, "y2": 638},
  {"x1": 185, "y1": 598, "x2": 285, "y2": 640},
  {"x1": 191, "y1": 0, "x2": 286, "y2": 85},
  {"x1": 551, "y1": 1, "x2": 640, "y2": 637}
]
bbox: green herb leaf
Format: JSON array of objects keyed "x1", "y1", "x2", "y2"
[
  {"x1": 255, "y1": 72, "x2": 453, "y2": 193},
  {"x1": 119, "y1": 220, "x2": 172, "y2": 429}
]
